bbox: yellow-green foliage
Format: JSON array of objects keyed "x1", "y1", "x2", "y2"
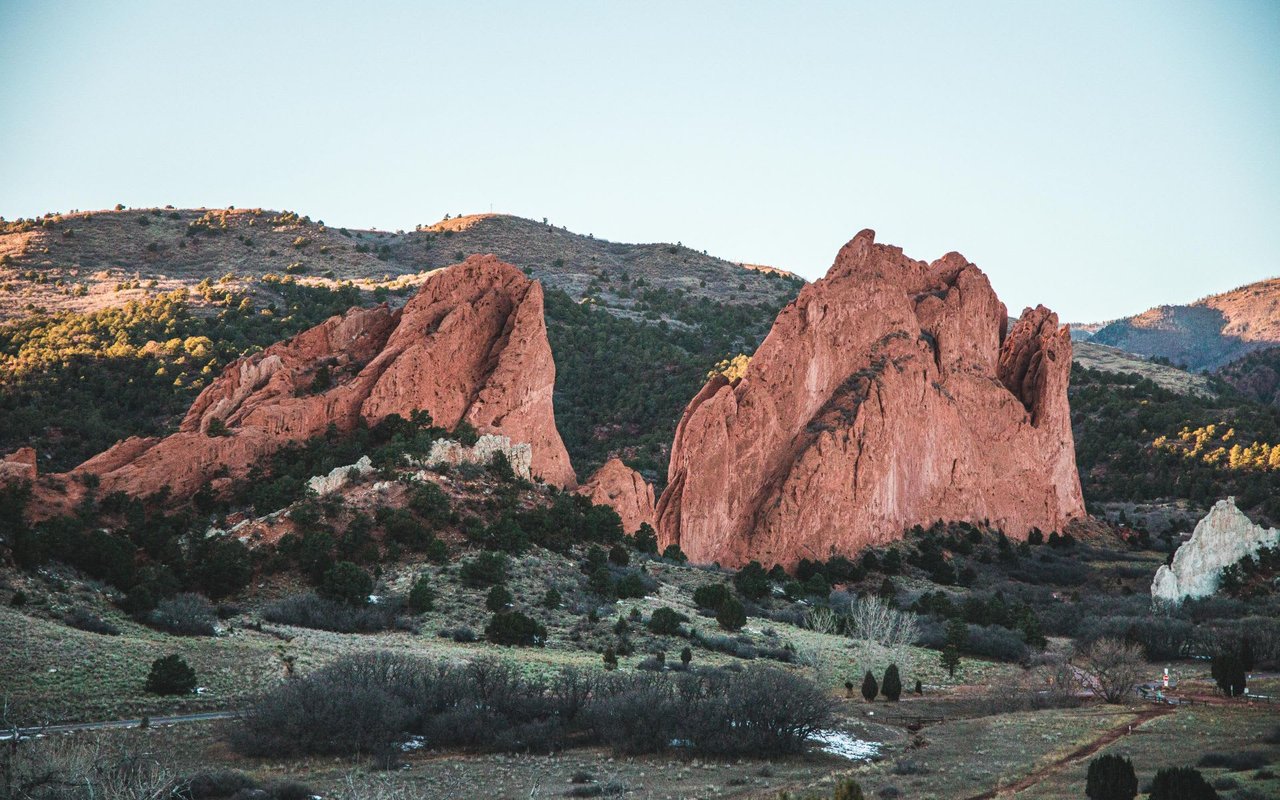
[
  {"x1": 710, "y1": 353, "x2": 751, "y2": 382},
  {"x1": 1156, "y1": 422, "x2": 1280, "y2": 471}
]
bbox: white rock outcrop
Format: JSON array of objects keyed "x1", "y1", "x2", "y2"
[
  {"x1": 1151, "y1": 497, "x2": 1280, "y2": 604},
  {"x1": 306, "y1": 455, "x2": 374, "y2": 495},
  {"x1": 420, "y1": 434, "x2": 532, "y2": 480}
]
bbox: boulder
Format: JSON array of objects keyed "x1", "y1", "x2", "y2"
[
  {"x1": 306, "y1": 456, "x2": 375, "y2": 496},
  {"x1": 1151, "y1": 497, "x2": 1280, "y2": 604},
  {"x1": 578, "y1": 458, "x2": 656, "y2": 536},
  {"x1": 419, "y1": 434, "x2": 533, "y2": 480},
  {"x1": 0, "y1": 447, "x2": 37, "y2": 484},
  {"x1": 656, "y1": 229, "x2": 1085, "y2": 567},
  {"x1": 42, "y1": 255, "x2": 575, "y2": 508}
]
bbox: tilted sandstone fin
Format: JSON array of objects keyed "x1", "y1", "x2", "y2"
[{"x1": 28, "y1": 255, "x2": 575, "y2": 510}]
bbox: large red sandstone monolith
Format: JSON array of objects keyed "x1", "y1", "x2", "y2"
[
  {"x1": 656, "y1": 229, "x2": 1084, "y2": 567},
  {"x1": 47, "y1": 255, "x2": 576, "y2": 505},
  {"x1": 577, "y1": 458, "x2": 656, "y2": 536}
]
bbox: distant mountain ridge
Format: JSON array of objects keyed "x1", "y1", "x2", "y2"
[
  {"x1": 1090, "y1": 277, "x2": 1280, "y2": 372},
  {"x1": 0, "y1": 207, "x2": 803, "y2": 322}
]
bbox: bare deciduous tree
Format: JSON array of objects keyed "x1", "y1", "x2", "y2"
[
  {"x1": 827, "y1": 594, "x2": 920, "y2": 672},
  {"x1": 1075, "y1": 637, "x2": 1146, "y2": 704},
  {"x1": 804, "y1": 606, "x2": 841, "y2": 635}
]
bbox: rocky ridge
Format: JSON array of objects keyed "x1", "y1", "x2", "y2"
[
  {"x1": 656, "y1": 229, "x2": 1085, "y2": 567},
  {"x1": 1151, "y1": 497, "x2": 1280, "y2": 603},
  {"x1": 23, "y1": 255, "x2": 576, "y2": 508}
]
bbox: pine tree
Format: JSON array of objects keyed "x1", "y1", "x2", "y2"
[
  {"x1": 941, "y1": 645, "x2": 961, "y2": 677},
  {"x1": 881, "y1": 664, "x2": 902, "y2": 701},
  {"x1": 716, "y1": 596, "x2": 747, "y2": 631},
  {"x1": 860, "y1": 670, "x2": 878, "y2": 702},
  {"x1": 145, "y1": 654, "x2": 196, "y2": 696},
  {"x1": 1148, "y1": 767, "x2": 1217, "y2": 800},
  {"x1": 1086, "y1": 754, "x2": 1138, "y2": 800},
  {"x1": 1211, "y1": 652, "x2": 1247, "y2": 697},
  {"x1": 407, "y1": 575, "x2": 434, "y2": 613}
]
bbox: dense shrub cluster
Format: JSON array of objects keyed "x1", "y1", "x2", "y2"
[
  {"x1": 232, "y1": 653, "x2": 833, "y2": 760},
  {"x1": 63, "y1": 607, "x2": 121, "y2": 636},
  {"x1": 261, "y1": 593, "x2": 406, "y2": 633},
  {"x1": 147, "y1": 593, "x2": 217, "y2": 636}
]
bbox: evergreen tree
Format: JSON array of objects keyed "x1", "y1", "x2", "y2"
[
  {"x1": 941, "y1": 645, "x2": 961, "y2": 677},
  {"x1": 1148, "y1": 767, "x2": 1218, "y2": 800},
  {"x1": 860, "y1": 670, "x2": 878, "y2": 702},
  {"x1": 542, "y1": 587, "x2": 562, "y2": 609},
  {"x1": 716, "y1": 596, "x2": 747, "y2": 631},
  {"x1": 145, "y1": 654, "x2": 196, "y2": 695},
  {"x1": 407, "y1": 575, "x2": 434, "y2": 613},
  {"x1": 1211, "y1": 652, "x2": 1247, "y2": 697},
  {"x1": 1086, "y1": 754, "x2": 1138, "y2": 800},
  {"x1": 485, "y1": 584, "x2": 513, "y2": 612},
  {"x1": 318, "y1": 561, "x2": 372, "y2": 606},
  {"x1": 881, "y1": 664, "x2": 902, "y2": 701},
  {"x1": 733, "y1": 560, "x2": 771, "y2": 600}
]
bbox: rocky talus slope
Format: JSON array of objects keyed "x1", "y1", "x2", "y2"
[
  {"x1": 1151, "y1": 497, "x2": 1280, "y2": 603},
  {"x1": 23, "y1": 256, "x2": 577, "y2": 509},
  {"x1": 656, "y1": 229, "x2": 1085, "y2": 567}
]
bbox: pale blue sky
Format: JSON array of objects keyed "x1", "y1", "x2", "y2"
[{"x1": 1, "y1": 1, "x2": 1276, "y2": 322}]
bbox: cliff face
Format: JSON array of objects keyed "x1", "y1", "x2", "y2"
[
  {"x1": 1152, "y1": 497, "x2": 1280, "y2": 604},
  {"x1": 54, "y1": 255, "x2": 576, "y2": 503},
  {"x1": 577, "y1": 458, "x2": 656, "y2": 536},
  {"x1": 656, "y1": 229, "x2": 1084, "y2": 567}
]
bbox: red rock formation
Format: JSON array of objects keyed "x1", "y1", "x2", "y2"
[
  {"x1": 578, "y1": 458, "x2": 656, "y2": 535},
  {"x1": 39, "y1": 256, "x2": 575, "y2": 505},
  {"x1": 656, "y1": 230, "x2": 1084, "y2": 568},
  {"x1": 0, "y1": 447, "x2": 37, "y2": 484}
]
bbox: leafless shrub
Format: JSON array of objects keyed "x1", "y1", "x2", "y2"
[
  {"x1": 261, "y1": 593, "x2": 401, "y2": 633},
  {"x1": 0, "y1": 738, "x2": 178, "y2": 800},
  {"x1": 148, "y1": 593, "x2": 216, "y2": 636},
  {"x1": 232, "y1": 653, "x2": 832, "y2": 760},
  {"x1": 1075, "y1": 637, "x2": 1145, "y2": 703},
  {"x1": 804, "y1": 606, "x2": 841, "y2": 635},
  {"x1": 836, "y1": 594, "x2": 919, "y2": 669}
]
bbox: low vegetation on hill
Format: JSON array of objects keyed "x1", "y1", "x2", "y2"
[
  {"x1": 0, "y1": 280, "x2": 364, "y2": 469},
  {"x1": 1071, "y1": 363, "x2": 1280, "y2": 524}
]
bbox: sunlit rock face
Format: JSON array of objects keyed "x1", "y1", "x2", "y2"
[
  {"x1": 0, "y1": 447, "x2": 37, "y2": 484},
  {"x1": 1152, "y1": 497, "x2": 1280, "y2": 604},
  {"x1": 420, "y1": 435, "x2": 533, "y2": 481},
  {"x1": 578, "y1": 458, "x2": 656, "y2": 536},
  {"x1": 33, "y1": 255, "x2": 575, "y2": 510},
  {"x1": 657, "y1": 229, "x2": 1084, "y2": 568}
]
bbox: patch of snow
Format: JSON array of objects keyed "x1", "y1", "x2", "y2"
[
  {"x1": 811, "y1": 729, "x2": 880, "y2": 761},
  {"x1": 400, "y1": 735, "x2": 426, "y2": 752}
]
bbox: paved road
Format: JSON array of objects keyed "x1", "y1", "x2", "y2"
[{"x1": 0, "y1": 710, "x2": 237, "y2": 741}]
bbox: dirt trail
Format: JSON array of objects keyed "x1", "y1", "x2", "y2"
[{"x1": 963, "y1": 705, "x2": 1176, "y2": 800}]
